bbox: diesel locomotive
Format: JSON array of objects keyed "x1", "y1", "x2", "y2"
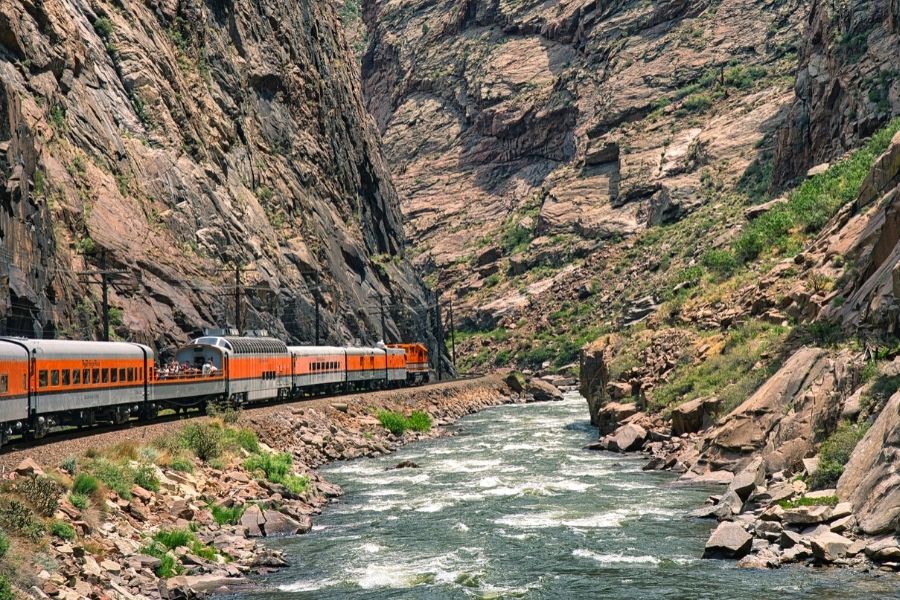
[{"x1": 0, "y1": 335, "x2": 430, "y2": 447}]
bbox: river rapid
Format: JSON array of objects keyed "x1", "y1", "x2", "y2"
[{"x1": 236, "y1": 393, "x2": 898, "y2": 599}]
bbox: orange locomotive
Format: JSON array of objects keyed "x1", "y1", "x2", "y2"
[{"x1": 0, "y1": 336, "x2": 430, "y2": 446}]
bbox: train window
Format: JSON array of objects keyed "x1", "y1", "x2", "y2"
[
  {"x1": 111, "y1": 369, "x2": 118, "y2": 383},
  {"x1": 119, "y1": 368, "x2": 126, "y2": 381},
  {"x1": 127, "y1": 368, "x2": 134, "y2": 382},
  {"x1": 62, "y1": 370, "x2": 70, "y2": 386},
  {"x1": 92, "y1": 368, "x2": 99, "y2": 383},
  {"x1": 102, "y1": 369, "x2": 109, "y2": 384},
  {"x1": 73, "y1": 370, "x2": 81, "y2": 385},
  {"x1": 51, "y1": 370, "x2": 60, "y2": 386},
  {"x1": 0, "y1": 375, "x2": 6, "y2": 393},
  {"x1": 39, "y1": 370, "x2": 48, "y2": 387}
]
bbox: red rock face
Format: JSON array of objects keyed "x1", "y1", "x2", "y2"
[
  {"x1": 0, "y1": 0, "x2": 438, "y2": 352},
  {"x1": 771, "y1": 0, "x2": 900, "y2": 187},
  {"x1": 359, "y1": 0, "x2": 807, "y2": 323}
]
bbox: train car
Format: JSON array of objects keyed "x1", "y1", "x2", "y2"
[
  {"x1": 150, "y1": 339, "x2": 228, "y2": 411},
  {"x1": 387, "y1": 343, "x2": 429, "y2": 384},
  {"x1": 181, "y1": 336, "x2": 292, "y2": 405},
  {"x1": 289, "y1": 346, "x2": 346, "y2": 395},
  {"x1": 345, "y1": 347, "x2": 387, "y2": 390},
  {"x1": 0, "y1": 340, "x2": 30, "y2": 444},
  {"x1": 0, "y1": 339, "x2": 151, "y2": 438},
  {"x1": 386, "y1": 346, "x2": 406, "y2": 386}
]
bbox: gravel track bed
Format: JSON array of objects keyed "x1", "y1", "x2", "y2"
[{"x1": 0, "y1": 376, "x2": 495, "y2": 472}]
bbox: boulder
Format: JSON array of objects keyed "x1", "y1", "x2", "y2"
[
  {"x1": 703, "y1": 522, "x2": 753, "y2": 559},
  {"x1": 161, "y1": 574, "x2": 246, "y2": 599},
  {"x1": 670, "y1": 396, "x2": 720, "y2": 436},
  {"x1": 261, "y1": 510, "x2": 306, "y2": 537},
  {"x1": 783, "y1": 504, "x2": 833, "y2": 525},
  {"x1": 597, "y1": 402, "x2": 638, "y2": 434},
  {"x1": 240, "y1": 505, "x2": 266, "y2": 538},
  {"x1": 837, "y1": 391, "x2": 900, "y2": 535},
  {"x1": 504, "y1": 373, "x2": 525, "y2": 393},
  {"x1": 727, "y1": 457, "x2": 765, "y2": 501},
  {"x1": 744, "y1": 196, "x2": 788, "y2": 220},
  {"x1": 810, "y1": 532, "x2": 853, "y2": 562},
  {"x1": 524, "y1": 378, "x2": 563, "y2": 402},
  {"x1": 15, "y1": 457, "x2": 44, "y2": 477},
  {"x1": 609, "y1": 423, "x2": 648, "y2": 452},
  {"x1": 390, "y1": 460, "x2": 419, "y2": 470},
  {"x1": 606, "y1": 381, "x2": 632, "y2": 401}
]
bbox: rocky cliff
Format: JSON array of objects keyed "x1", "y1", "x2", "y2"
[
  {"x1": 360, "y1": 0, "x2": 806, "y2": 317},
  {"x1": 0, "y1": 0, "x2": 440, "y2": 355},
  {"x1": 771, "y1": 0, "x2": 900, "y2": 186}
]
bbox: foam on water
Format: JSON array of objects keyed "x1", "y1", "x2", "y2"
[{"x1": 572, "y1": 549, "x2": 661, "y2": 565}]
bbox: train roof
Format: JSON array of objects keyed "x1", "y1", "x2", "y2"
[
  {"x1": 0, "y1": 338, "x2": 152, "y2": 359},
  {"x1": 287, "y1": 346, "x2": 348, "y2": 356},
  {"x1": 344, "y1": 346, "x2": 386, "y2": 356},
  {"x1": 190, "y1": 336, "x2": 289, "y2": 354}
]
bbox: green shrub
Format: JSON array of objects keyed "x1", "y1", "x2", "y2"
[
  {"x1": 69, "y1": 493, "x2": 88, "y2": 510},
  {"x1": 244, "y1": 452, "x2": 292, "y2": 482},
  {"x1": 222, "y1": 427, "x2": 259, "y2": 454},
  {"x1": 810, "y1": 421, "x2": 869, "y2": 489},
  {"x1": 50, "y1": 520, "x2": 76, "y2": 540},
  {"x1": 407, "y1": 411, "x2": 432, "y2": 432},
  {"x1": 0, "y1": 575, "x2": 12, "y2": 600},
  {"x1": 778, "y1": 495, "x2": 839, "y2": 509},
  {"x1": 93, "y1": 16, "x2": 114, "y2": 40},
  {"x1": 681, "y1": 92, "x2": 714, "y2": 113},
  {"x1": 14, "y1": 475, "x2": 64, "y2": 516},
  {"x1": 72, "y1": 473, "x2": 99, "y2": 496},
  {"x1": 282, "y1": 474, "x2": 310, "y2": 495},
  {"x1": 0, "y1": 499, "x2": 45, "y2": 541},
  {"x1": 134, "y1": 464, "x2": 160, "y2": 492},
  {"x1": 211, "y1": 503, "x2": 246, "y2": 526},
  {"x1": 181, "y1": 423, "x2": 223, "y2": 461},
  {"x1": 377, "y1": 410, "x2": 408, "y2": 436},
  {"x1": 142, "y1": 542, "x2": 182, "y2": 578},
  {"x1": 154, "y1": 528, "x2": 195, "y2": 550},
  {"x1": 169, "y1": 457, "x2": 194, "y2": 473},
  {"x1": 60, "y1": 456, "x2": 78, "y2": 476},
  {"x1": 86, "y1": 459, "x2": 134, "y2": 499},
  {"x1": 701, "y1": 249, "x2": 737, "y2": 275},
  {"x1": 0, "y1": 529, "x2": 8, "y2": 559}
]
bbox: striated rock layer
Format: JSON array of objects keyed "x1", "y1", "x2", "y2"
[
  {"x1": 772, "y1": 0, "x2": 900, "y2": 186},
  {"x1": 0, "y1": 0, "x2": 440, "y2": 354}
]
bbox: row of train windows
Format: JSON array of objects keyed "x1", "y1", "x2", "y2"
[
  {"x1": 312, "y1": 361, "x2": 339, "y2": 372},
  {"x1": 261, "y1": 371, "x2": 278, "y2": 380},
  {"x1": 38, "y1": 367, "x2": 142, "y2": 388}
]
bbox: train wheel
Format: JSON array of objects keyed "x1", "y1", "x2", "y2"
[
  {"x1": 32, "y1": 417, "x2": 50, "y2": 439},
  {"x1": 141, "y1": 403, "x2": 158, "y2": 422},
  {"x1": 111, "y1": 407, "x2": 128, "y2": 425}
]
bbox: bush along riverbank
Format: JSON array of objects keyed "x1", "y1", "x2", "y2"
[{"x1": 0, "y1": 375, "x2": 561, "y2": 599}]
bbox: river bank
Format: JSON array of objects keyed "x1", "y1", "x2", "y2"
[
  {"x1": 0, "y1": 376, "x2": 560, "y2": 600},
  {"x1": 229, "y1": 394, "x2": 898, "y2": 598},
  {"x1": 582, "y1": 362, "x2": 900, "y2": 573}
]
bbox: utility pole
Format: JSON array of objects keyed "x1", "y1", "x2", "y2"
[
  {"x1": 448, "y1": 297, "x2": 456, "y2": 369},
  {"x1": 233, "y1": 263, "x2": 242, "y2": 333},
  {"x1": 379, "y1": 293, "x2": 386, "y2": 342},
  {"x1": 435, "y1": 295, "x2": 444, "y2": 381},
  {"x1": 314, "y1": 271, "x2": 321, "y2": 345},
  {"x1": 79, "y1": 250, "x2": 129, "y2": 341}
]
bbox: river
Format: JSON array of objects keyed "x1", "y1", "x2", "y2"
[{"x1": 235, "y1": 393, "x2": 898, "y2": 599}]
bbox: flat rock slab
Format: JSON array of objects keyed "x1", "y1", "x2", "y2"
[{"x1": 810, "y1": 532, "x2": 853, "y2": 562}]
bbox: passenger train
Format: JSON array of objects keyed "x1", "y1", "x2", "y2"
[{"x1": 0, "y1": 335, "x2": 430, "y2": 447}]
